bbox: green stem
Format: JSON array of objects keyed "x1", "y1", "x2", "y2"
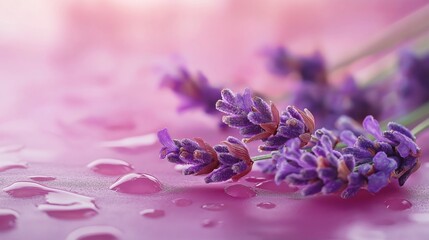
[
  {"x1": 411, "y1": 118, "x2": 429, "y2": 136},
  {"x1": 251, "y1": 152, "x2": 276, "y2": 162},
  {"x1": 383, "y1": 101, "x2": 429, "y2": 127}
]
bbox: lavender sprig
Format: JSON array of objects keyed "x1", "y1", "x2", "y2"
[{"x1": 216, "y1": 88, "x2": 315, "y2": 151}]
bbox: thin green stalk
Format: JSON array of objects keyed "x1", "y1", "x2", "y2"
[
  {"x1": 411, "y1": 118, "x2": 429, "y2": 136},
  {"x1": 383, "y1": 101, "x2": 429, "y2": 127},
  {"x1": 251, "y1": 152, "x2": 275, "y2": 162}
]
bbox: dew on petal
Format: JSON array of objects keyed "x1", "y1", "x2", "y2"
[
  {"x1": 29, "y1": 176, "x2": 56, "y2": 182},
  {"x1": 384, "y1": 199, "x2": 412, "y2": 211},
  {"x1": 256, "y1": 202, "x2": 276, "y2": 209},
  {"x1": 202, "y1": 219, "x2": 221, "y2": 228},
  {"x1": 201, "y1": 203, "x2": 226, "y2": 211},
  {"x1": 172, "y1": 198, "x2": 193, "y2": 207}
]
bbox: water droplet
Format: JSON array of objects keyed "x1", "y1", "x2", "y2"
[
  {"x1": 384, "y1": 199, "x2": 412, "y2": 211},
  {"x1": 0, "y1": 144, "x2": 24, "y2": 153},
  {"x1": 29, "y1": 176, "x2": 56, "y2": 182},
  {"x1": 255, "y1": 180, "x2": 297, "y2": 193},
  {"x1": 202, "y1": 219, "x2": 221, "y2": 228},
  {"x1": 109, "y1": 173, "x2": 162, "y2": 195},
  {"x1": 140, "y1": 209, "x2": 165, "y2": 219},
  {"x1": 3, "y1": 182, "x2": 98, "y2": 220},
  {"x1": 66, "y1": 226, "x2": 122, "y2": 240},
  {"x1": 0, "y1": 155, "x2": 27, "y2": 172},
  {"x1": 224, "y1": 184, "x2": 256, "y2": 199},
  {"x1": 245, "y1": 176, "x2": 268, "y2": 183},
  {"x1": 257, "y1": 202, "x2": 276, "y2": 209},
  {"x1": 100, "y1": 134, "x2": 157, "y2": 154},
  {"x1": 172, "y1": 198, "x2": 193, "y2": 207},
  {"x1": 0, "y1": 209, "x2": 18, "y2": 231},
  {"x1": 201, "y1": 203, "x2": 226, "y2": 211},
  {"x1": 87, "y1": 158, "x2": 133, "y2": 176}
]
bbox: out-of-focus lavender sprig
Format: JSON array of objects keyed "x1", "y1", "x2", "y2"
[
  {"x1": 157, "y1": 128, "x2": 252, "y2": 183},
  {"x1": 264, "y1": 47, "x2": 385, "y2": 128},
  {"x1": 264, "y1": 47, "x2": 327, "y2": 83},
  {"x1": 216, "y1": 88, "x2": 315, "y2": 151},
  {"x1": 161, "y1": 67, "x2": 222, "y2": 114},
  {"x1": 396, "y1": 51, "x2": 429, "y2": 112}
]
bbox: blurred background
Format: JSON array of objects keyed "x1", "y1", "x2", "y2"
[{"x1": 0, "y1": 0, "x2": 428, "y2": 142}]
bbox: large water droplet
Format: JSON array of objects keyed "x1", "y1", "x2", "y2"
[
  {"x1": 257, "y1": 202, "x2": 276, "y2": 209},
  {"x1": 0, "y1": 155, "x2": 27, "y2": 172},
  {"x1": 66, "y1": 226, "x2": 122, "y2": 240},
  {"x1": 224, "y1": 184, "x2": 256, "y2": 199},
  {"x1": 100, "y1": 134, "x2": 157, "y2": 154},
  {"x1": 172, "y1": 198, "x2": 193, "y2": 207},
  {"x1": 0, "y1": 209, "x2": 18, "y2": 231},
  {"x1": 384, "y1": 199, "x2": 412, "y2": 211},
  {"x1": 29, "y1": 176, "x2": 56, "y2": 182},
  {"x1": 201, "y1": 203, "x2": 226, "y2": 211},
  {"x1": 202, "y1": 219, "x2": 221, "y2": 228},
  {"x1": 109, "y1": 173, "x2": 162, "y2": 195},
  {"x1": 255, "y1": 180, "x2": 297, "y2": 193},
  {"x1": 0, "y1": 144, "x2": 24, "y2": 153},
  {"x1": 245, "y1": 176, "x2": 269, "y2": 183},
  {"x1": 140, "y1": 209, "x2": 165, "y2": 219},
  {"x1": 3, "y1": 182, "x2": 98, "y2": 219},
  {"x1": 87, "y1": 158, "x2": 133, "y2": 176}
]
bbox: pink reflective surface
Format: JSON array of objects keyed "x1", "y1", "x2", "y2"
[{"x1": 0, "y1": 1, "x2": 429, "y2": 239}]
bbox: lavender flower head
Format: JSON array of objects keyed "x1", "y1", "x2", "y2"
[
  {"x1": 216, "y1": 88, "x2": 315, "y2": 151},
  {"x1": 161, "y1": 68, "x2": 222, "y2": 114},
  {"x1": 158, "y1": 129, "x2": 252, "y2": 182},
  {"x1": 344, "y1": 116, "x2": 421, "y2": 187},
  {"x1": 158, "y1": 128, "x2": 219, "y2": 175},
  {"x1": 273, "y1": 135, "x2": 354, "y2": 197},
  {"x1": 205, "y1": 137, "x2": 253, "y2": 183}
]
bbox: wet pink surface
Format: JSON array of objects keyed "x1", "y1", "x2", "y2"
[{"x1": 1, "y1": 1, "x2": 429, "y2": 239}]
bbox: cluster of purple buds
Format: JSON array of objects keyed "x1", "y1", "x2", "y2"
[
  {"x1": 271, "y1": 115, "x2": 421, "y2": 198},
  {"x1": 158, "y1": 86, "x2": 422, "y2": 198},
  {"x1": 157, "y1": 129, "x2": 253, "y2": 183},
  {"x1": 216, "y1": 88, "x2": 315, "y2": 151}
]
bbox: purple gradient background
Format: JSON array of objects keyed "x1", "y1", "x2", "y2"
[{"x1": 1, "y1": 1, "x2": 429, "y2": 239}]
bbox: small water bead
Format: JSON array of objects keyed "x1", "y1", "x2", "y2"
[
  {"x1": 0, "y1": 209, "x2": 19, "y2": 231},
  {"x1": 66, "y1": 226, "x2": 122, "y2": 240},
  {"x1": 255, "y1": 180, "x2": 297, "y2": 193},
  {"x1": 109, "y1": 173, "x2": 162, "y2": 195},
  {"x1": 29, "y1": 176, "x2": 56, "y2": 182},
  {"x1": 384, "y1": 199, "x2": 412, "y2": 211},
  {"x1": 256, "y1": 202, "x2": 276, "y2": 209},
  {"x1": 245, "y1": 176, "x2": 269, "y2": 183},
  {"x1": 3, "y1": 182, "x2": 98, "y2": 220},
  {"x1": 87, "y1": 158, "x2": 133, "y2": 176},
  {"x1": 140, "y1": 209, "x2": 165, "y2": 219},
  {"x1": 224, "y1": 184, "x2": 256, "y2": 199},
  {"x1": 0, "y1": 155, "x2": 27, "y2": 173},
  {"x1": 172, "y1": 198, "x2": 193, "y2": 207},
  {"x1": 202, "y1": 219, "x2": 221, "y2": 228},
  {"x1": 201, "y1": 203, "x2": 226, "y2": 211}
]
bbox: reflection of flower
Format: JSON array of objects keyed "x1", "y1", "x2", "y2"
[
  {"x1": 397, "y1": 51, "x2": 429, "y2": 111},
  {"x1": 157, "y1": 129, "x2": 252, "y2": 182},
  {"x1": 161, "y1": 68, "x2": 222, "y2": 114},
  {"x1": 216, "y1": 88, "x2": 315, "y2": 151}
]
